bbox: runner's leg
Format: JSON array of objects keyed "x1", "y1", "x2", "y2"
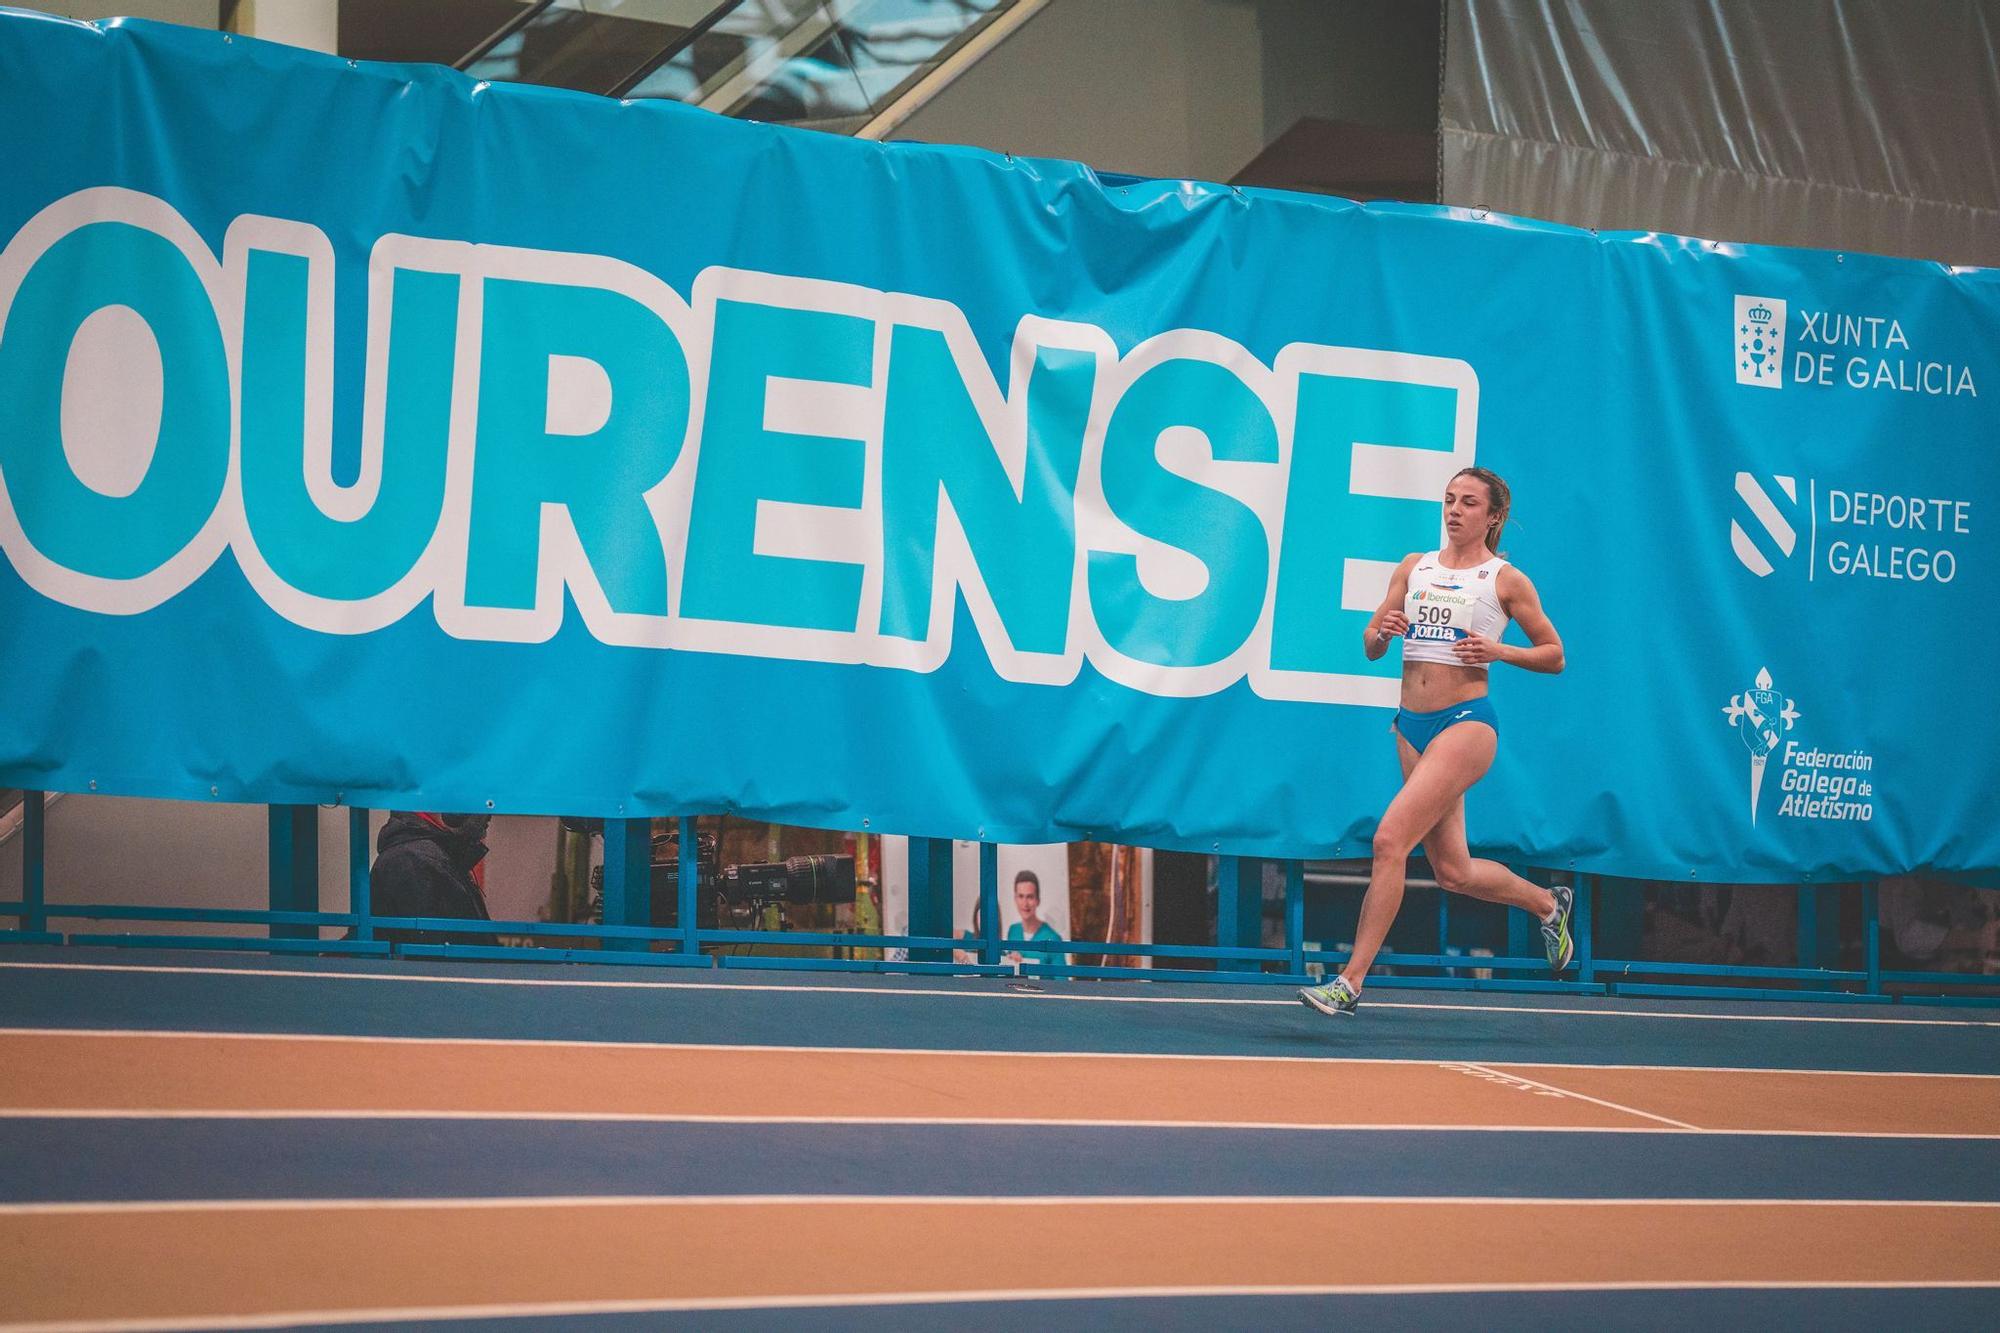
[
  {"x1": 1340, "y1": 722, "x2": 1496, "y2": 989},
  {"x1": 1423, "y1": 796, "x2": 1556, "y2": 917}
]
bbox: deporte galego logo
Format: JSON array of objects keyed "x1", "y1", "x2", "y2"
[
  {"x1": 1728, "y1": 469, "x2": 1971, "y2": 584},
  {"x1": 1729, "y1": 473, "x2": 1798, "y2": 577}
]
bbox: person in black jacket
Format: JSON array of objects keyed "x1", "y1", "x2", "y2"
[{"x1": 368, "y1": 811, "x2": 496, "y2": 945}]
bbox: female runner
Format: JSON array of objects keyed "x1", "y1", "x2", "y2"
[{"x1": 1300, "y1": 466, "x2": 1571, "y2": 1017}]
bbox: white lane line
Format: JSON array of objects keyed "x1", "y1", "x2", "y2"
[
  {"x1": 5, "y1": 1192, "x2": 1999, "y2": 1215},
  {"x1": 2, "y1": 1108, "x2": 1997, "y2": 1140},
  {"x1": 1458, "y1": 1063, "x2": 1701, "y2": 1131},
  {"x1": 5, "y1": 1026, "x2": 1997, "y2": 1082},
  {"x1": 8, "y1": 1280, "x2": 2000, "y2": 1333},
  {"x1": 0, "y1": 1109, "x2": 1996, "y2": 1140},
  {"x1": 5, "y1": 959, "x2": 1998, "y2": 1028}
]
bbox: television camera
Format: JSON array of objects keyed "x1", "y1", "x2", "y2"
[{"x1": 563, "y1": 817, "x2": 855, "y2": 930}]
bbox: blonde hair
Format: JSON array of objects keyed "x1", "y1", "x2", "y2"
[{"x1": 1451, "y1": 467, "x2": 1511, "y2": 554}]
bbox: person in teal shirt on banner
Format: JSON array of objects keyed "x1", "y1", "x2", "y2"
[
  {"x1": 952, "y1": 869, "x2": 1063, "y2": 965},
  {"x1": 1005, "y1": 869, "x2": 1063, "y2": 966}
]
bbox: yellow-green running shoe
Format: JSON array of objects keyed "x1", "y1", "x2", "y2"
[
  {"x1": 1541, "y1": 882, "x2": 1576, "y2": 974},
  {"x1": 1299, "y1": 976, "x2": 1360, "y2": 1017}
]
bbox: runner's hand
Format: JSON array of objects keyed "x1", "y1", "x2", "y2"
[
  {"x1": 1376, "y1": 612, "x2": 1409, "y2": 642},
  {"x1": 1453, "y1": 634, "x2": 1502, "y2": 664}
]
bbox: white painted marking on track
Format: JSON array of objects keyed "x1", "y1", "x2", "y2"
[
  {"x1": 1444, "y1": 1062, "x2": 1569, "y2": 1099},
  {"x1": 6, "y1": 1281, "x2": 2000, "y2": 1333},
  {"x1": 4, "y1": 1192, "x2": 1998, "y2": 1216},
  {"x1": 2, "y1": 1108, "x2": 1996, "y2": 1139},
  {"x1": 1457, "y1": 1063, "x2": 1702, "y2": 1130},
  {"x1": 4, "y1": 959, "x2": 1998, "y2": 1028},
  {"x1": 3, "y1": 1026, "x2": 1996, "y2": 1082}
]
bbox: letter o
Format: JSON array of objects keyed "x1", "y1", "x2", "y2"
[{"x1": 0, "y1": 219, "x2": 229, "y2": 582}]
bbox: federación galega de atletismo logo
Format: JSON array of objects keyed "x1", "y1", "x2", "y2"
[
  {"x1": 1735, "y1": 296, "x2": 1787, "y2": 388},
  {"x1": 1723, "y1": 667, "x2": 1800, "y2": 825}
]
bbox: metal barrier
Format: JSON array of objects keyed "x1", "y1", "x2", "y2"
[{"x1": 4, "y1": 792, "x2": 1996, "y2": 1005}]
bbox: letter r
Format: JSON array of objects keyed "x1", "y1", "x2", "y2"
[{"x1": 463, "y1": 277, "x2": 690, "y2": 616}]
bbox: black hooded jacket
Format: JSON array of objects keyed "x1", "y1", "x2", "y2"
[{"x1": 368, "y1": 812, "x2": 494, "y2": 944}]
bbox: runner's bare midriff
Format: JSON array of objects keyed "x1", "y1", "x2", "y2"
[{"x1": 1400, "y1": 658, "x2": 1490, "y2": 712}]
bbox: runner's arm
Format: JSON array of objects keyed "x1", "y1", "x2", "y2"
[
  {"x1": 1493, "y1": 566, "x2": 1565, "y2": 673},
  {"x1": 1363, "y1": 554, "x2": 1419, "y2": 661}
]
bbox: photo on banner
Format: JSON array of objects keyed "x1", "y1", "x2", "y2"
[
  {"x1": 950, "y1": 840, "x2": 1069, "y2": 964},
  {"x1": 876, "y1": 837, "x2": 1152, "y2": 966}
]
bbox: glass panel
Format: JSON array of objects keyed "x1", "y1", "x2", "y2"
[
  {"x1": 617, "y1": 3, "x2": 783, "y2": 107},
  {"x1": 626, "y1": 0, "x2": 1013, "y2": 129},
  {"x1": 465, "y1": 0, "x2": 724, "y2": 94},
  {"x1": 339, "y1": 0, "x2": 531, "y2": 67},
  {"x1": 574, "y1": 0, "x2": 727, "y2": 22},
  {"x1": 831, "y1": 0, "x2": 1006, "y2": 109}
]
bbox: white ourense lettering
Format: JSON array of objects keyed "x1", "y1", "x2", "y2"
[
  {"x1": 0, "y1": 189, "x2": 1481, "y2": 705},
  {"x1": 0, "y1": 187, "x2": 237, "y2": 616}
]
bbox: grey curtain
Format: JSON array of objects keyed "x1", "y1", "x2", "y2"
[{"x1": 1441, "y1": 0, "x2": 2000, "y2": 266}]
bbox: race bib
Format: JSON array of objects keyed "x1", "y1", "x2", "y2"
[{"x1": 1405, "y1": 587, "x2": 1478, "y2": 644}]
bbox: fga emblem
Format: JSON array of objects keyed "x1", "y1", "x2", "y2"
[
  {"x1": 1736, "y1": 295, "x2": 1786, "y2": 388},
  {"x1": 1723, "y1": 667, "x2": 1798, "y2": 825},
  {"x1": 1729, "y1": 472, "x2": 1798, "y2": 577}
]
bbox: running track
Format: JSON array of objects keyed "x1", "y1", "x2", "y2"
[{"x1": 1, "y1": 946, "x2": 1996, "y2": 1330}]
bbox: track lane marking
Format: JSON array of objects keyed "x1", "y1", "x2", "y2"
[
  {"x1": 7, "y1": 1279, "x2": 2000, "y2": 1333},
  {"x1": 5, "y1": 959, "x2": 1997, "y2": 1029},
  {"x1": 8, "y1": 1032, "x2": 1992, "y2": 1134},
  {"x1": 0, "y1": 1033, "x2": 1645, "y2": 1131},
  {"x1": 3, "y1": 1026, "x2": 1994, "y2": 1081},
  {"x1": 2, "y1": 1108, "x2": 1994, "y2": 1138},
  {"x1": 1458, "y1": 1063, "x2": 1702, "y2": 1130},
  {"x1": 6, "y1": 1196, "x2": 1993, "y2": 1327},
  {"x1": 6, "y1": 1193, "x2": 2000, "y2": 1214}
]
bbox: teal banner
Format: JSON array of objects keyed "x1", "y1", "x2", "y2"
[{"x1": 2, "y1": 11, "x2": 1996, "y2": 879}]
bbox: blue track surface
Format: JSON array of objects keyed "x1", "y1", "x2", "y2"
[
  {"x1": 5, "y1": 948, "x2": 1998, "y2": 1072},
  {"x1": 357, "y1": 1288, "x2": 2000, "y2": 1333},
  {"x1": 5, "y1": 1119, "x2": 2000, "y2": 1205}
]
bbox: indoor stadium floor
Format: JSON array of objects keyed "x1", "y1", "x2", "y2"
[{"x1": 1, "y1": 946, "x2": 1996, "y2": 1330}]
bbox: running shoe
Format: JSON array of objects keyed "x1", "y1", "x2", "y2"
[
  {"x1": 1541, "y1": 882, "x2": 1575, "y2": 975},
  {"x1": 1298, "y1": 976, "x2": 1360, "y2": 1017}
]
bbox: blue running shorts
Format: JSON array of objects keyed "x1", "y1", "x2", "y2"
[{"x1": 1393, "y1": 695, "x2": 1498, "y2": 754}]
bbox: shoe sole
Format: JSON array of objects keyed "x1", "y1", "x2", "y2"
[{"x1": 1299, "y1": 988, "x2": 1356, "y2": 1018}]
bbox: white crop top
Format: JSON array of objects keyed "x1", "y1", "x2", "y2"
[{"x1": 1402, "y1": 551, "x2": 1510, "y2": 668}]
